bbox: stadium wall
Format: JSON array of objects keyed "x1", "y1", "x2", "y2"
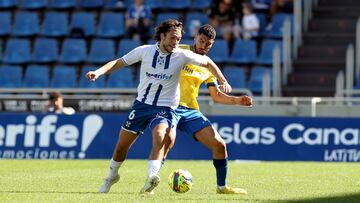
[{"x1": 0, "y1": 113, "x2": 359, "y2": 162}]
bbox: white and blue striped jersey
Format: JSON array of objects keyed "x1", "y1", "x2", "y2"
[{"x1": 121, "y1": 43, "x2": 208, "y2": 109}]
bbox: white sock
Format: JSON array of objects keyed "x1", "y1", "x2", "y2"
[
  {"x1": 148, "y1": 160, "x2": 161, "y2": 178},
  {"x1": 108, "y1": 158, "x2": 122, "y2": 179},
  {"x1": 218, "y1": 185, "x2": 226, "y2": 190}
]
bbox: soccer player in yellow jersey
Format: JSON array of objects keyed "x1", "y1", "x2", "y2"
[{"x1": 173, "y1": 24, "x2": 253, "y2": 194}]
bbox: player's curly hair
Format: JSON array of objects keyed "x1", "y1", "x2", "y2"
[
  {"x1": 154, "y1": 19, "x2": 184, "y2": 41},
  {"x1": 197, "y1": 24, "x2": 216, "y2": 40}
]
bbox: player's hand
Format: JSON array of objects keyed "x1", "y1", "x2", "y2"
[
  {"x1": 86, "y1": 71, "x2": 99, "y2": 82},
  {"x1": 237, "y1": 95, "x2": 253, "y2": 107},
  {"x1": 218, "y1": 82, "x2": 232, "y2": 94}
]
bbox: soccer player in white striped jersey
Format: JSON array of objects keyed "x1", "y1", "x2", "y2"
[{"x1": 86, "y1": 19, "x2": 231, "y2": 195}]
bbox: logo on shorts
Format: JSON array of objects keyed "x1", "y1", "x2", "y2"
[
  {"x1": 156, "y1": 111, "x2": 169, "y2": 119},
  {"x1": 125, "y1": 121, "x2": 131, "y2": 128}
]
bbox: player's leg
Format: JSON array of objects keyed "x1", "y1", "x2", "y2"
[
  {"x1": 140, "y1": 110, "x2": 177, "y2": 195},
  {"x1": 194, "y1": 126, "x2": 247, "y2": 195},
  {"x1": 100, "y1": 100, "x2": 148, "y2": 193},
  {"x1": 99, "y1": 128, "x2": 138, "y2": 193}
]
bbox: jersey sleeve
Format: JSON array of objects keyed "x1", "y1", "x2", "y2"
[
  {"x1": 181, "y1": 49, "x2": 208, "y2": 67},
  {"x1": 121, "y1": 45, "x2": 146, "y2": 65},
  {"x1": 204, "y1": 73, "x2": 218, "y2": 87}
]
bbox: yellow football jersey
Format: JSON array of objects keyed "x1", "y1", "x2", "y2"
[{"x1": 179, "y1": 44, "x2": 217, "y2": 110}]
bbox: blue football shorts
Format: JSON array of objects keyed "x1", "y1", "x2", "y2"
[
  {"x1": 174, "y1": 105, "x2": 212, "y2": 140},
  {"x1": 122, "y1": 100, "x2": 177, "y2": 135}
]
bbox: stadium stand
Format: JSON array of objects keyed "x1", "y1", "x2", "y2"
[
  {"x1": 87, "y1": 38, "x2": 116, "y2": 64},
  {"x1": 79, "y1": 66, "x2": 106, "y2": 88},
  {"x1": 96, "y1": 12, "x2": 125, "y2": 38},
  {"x1": 59, "y1": 38, "x2": 87, "y2": 64},
  {"x1": 79, "y1": 0, "x2": 104, "y2": 9},
  {"x1": 19, "y1": 0, "x2": 47, "y2": 10},
  {"x1": 49, "y1": 0, "x2": 76, "y2": 9},
  {"x1": 184, "y1": 12, "x2": 208, "y2": 37},
  {"x1": 0, "y1": 0, "x2": 294, "y2": 94},
  {"x1": 69, "y1": 12, "x2": 95, "y2": 37},
  {"x1": 191, "y1": 0, "x2": 212, "y2": 10},
  {"x1": 51, "y1": 65, "x2": 77, "y2": 88},
  {"x1": 23, "y1": 65, "x2": 50, "y2": 88},
  {"x1": 12, "y1": 11, "x2": 39, "y2": 36},
  {"x1": 41, "y1": 12, "x2": 69, "y2": 37},
  {"x1": 32, "y1": 38, "x2": 58, "y2": 63},
  {"x1": 265, "y1": 13, "x2": 294, "y2": 38},
  {"x1": 3, "y1": 38, "x2": 31, "y2": 64},
  {"x1": 117, "y1": 39, "x2": 141, "y2": 58},
  {"x1": 0, "y1": 65, "x2": 23, "y2": 88},
  {"x1": 107, "y1": 67, "x2": 134, "y2": 88},
  {"x1": 223, "y1": 66, "x2": 247, "y2": 88},
  {"x1": 229, "y1": 40, "x2": 257, "y2": 64},
  {"x1": 0, "y1": 12, "x2": 11, "y2": 36},
  {"x1": 165, "y1": 0, "x2": 192, "y2": 10},
  {"x1": 0, "y1": 0, "x2": 17, "y2": 9},
  {"x1": 248, "y1": 66, "x2": 272, "y2": 94},
  {"x1": 207, "y1": 39, "x2": 229, "y2": 64},
  {"x1": 256, "y1": 39, "x2": 283, "y2": 65}
]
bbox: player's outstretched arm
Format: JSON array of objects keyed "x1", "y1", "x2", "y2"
[
  {"x1": 202, "y1": 58, "x2": 232, "y2": 94},
  {"x1": 86, "y1": 59, "x2": 126, "y2": 82},
  {"x1": 208, "y1": 86, "x2": 253, "y2": 107}
]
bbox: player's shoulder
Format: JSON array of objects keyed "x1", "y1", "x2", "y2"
[
  {"x1": 132, "y1": 44, "x2": 156, "y2": 53},
  {"x1": 179, "y1": 44, "x2": 191, "y2": 50}
]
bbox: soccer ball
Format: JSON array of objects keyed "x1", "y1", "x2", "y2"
[{"x1": 168, "y1": 169, "x2": 193, "y2": 193}]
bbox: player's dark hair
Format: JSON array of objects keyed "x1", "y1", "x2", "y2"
[
  {"x1": 154, "y1": 19, "x2": 184, "y2": 41},
  {"x1": 49, "y1": 92, "x2": 62, "y2": 100},
  {"x1": 197, "y1": 24, "x2": 216, "y2": 40}
]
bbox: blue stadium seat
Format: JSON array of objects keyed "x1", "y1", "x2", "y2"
[
  {"x1": 255, "y1": 13, "x2": 267, "y2": 36},
  {"x1": 12, "y1": 11, "x2": 39, "y2": 36},
  {"x1": 155, "y1": 13, "x2": 179, "y2": 26},
  {"x1": 0, "y1": 40, "x2": 2, "y2": 60},
  {"x1": 0, "y1": 12, "x2": 11, "y2": 36},
  {"x1": 0, "y1": 0, "x2": 17, "y2": 9},
  {"x1": 41, "y1": 12, "x2": 68, "y2": 37},
  {"x1": 3, "y1": 38, "x2": 31, "y2": 64},
  {"x1": 79, "y1": 0, "x2": 104, "y2": 9},
  {"x1": 223, "y1": 66, "x2": 247, "y2": 88},
  {"x1": 107, "y1": 67, "x2": 134, "y2": 88},
  {"x1": 20, "y1": 0, "x2": 48, "y2": 9},
  {"x1": 248, "y1": 66, "x2": 272, "y2": 94},
  {"x1": 230, "y1": 40, "x2": 257, "y2": 64},
  {"x1": 165, "y1": 0, "x2": 191, "y2": 10},
  {"x1": 266, "y1": 13, "x2": 294, "y2": 38},
  {"x1": 180, "y1": 39, "x2": 194, "y2": 46},
  {"x1": 123, "y1": 0, "x2": 163, "y2": 9},
  {"x1": 24, "y1": 65, "x2": 50, "y2": 88},
  {"x1": 96, "y1": 12, "x2": 125, "y2": 38},
  {"x1": 59, "y1": 38, "x2": 86, "y2": 64},
  {"x1": 49, "y1": 0, "x2": 76, "y2": 9},
  {"x1": 256, "y1": 39, "x2": 283, "y2": 65},
  {"x1": 0, "y1": 65, "x2": 23, "y2": 88},
  {"x1": 70, "y1": 12, "x2": 95, "y2": 37},
  {"x1": 191, "y1": 0, "x2": 211, "y2": 9},
  {"x1": 32, "y1": 38, "x2": 58, "y2": 63},
  {"x1": 208, "y1": 39, "x2": 229, "y2": 63},
  {"x1": 117, "y1": 39, "x2": 141, "y2": 57},
  {"x1": 145, "y1": 0, "x2": 163, "y2": 9},
  {"x1": 79, "y1": 66, "x2": 106, "y2": 88},
  {"x1": 185, "y1": 12, "x2": 208, "y2": 37},
  {"x1": 87, "y1": 39, "x2": 115, "y2": 64},
  {"x1": 51, "y1": 66, "x2": 77, "y2": 88},
  {"x1": 104, "y1": 0, "x2": 122, "y2": 9}
]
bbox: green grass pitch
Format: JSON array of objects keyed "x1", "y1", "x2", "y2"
[{"x1": 1, "y1": 160, "x2": 360, "y2": 202}]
